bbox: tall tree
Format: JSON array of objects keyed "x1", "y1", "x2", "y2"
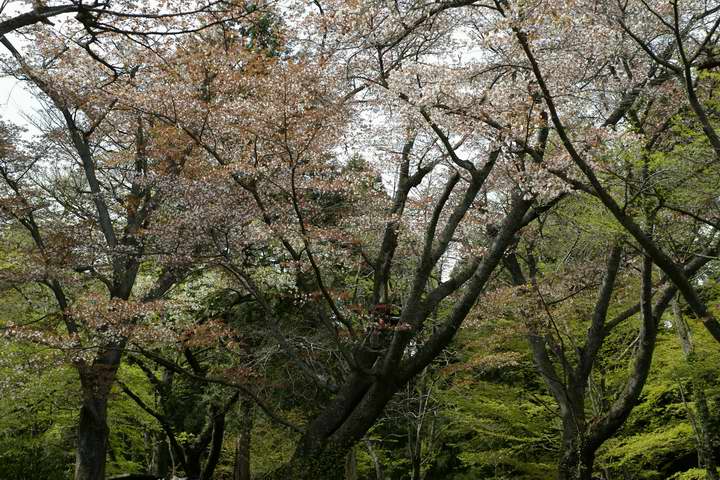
[{"x1": 1, "y1": 4, "x2": 277, "y2": 478}]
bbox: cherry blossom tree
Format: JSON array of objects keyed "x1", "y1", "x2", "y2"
[
  {"x1": 503, "y1": 0, "x2": 720, "y2": 344},
  {"x1": 1, "y1": 1, "x2": 568, "y2": 477},
  {"x1": 307, "y1": 1, "x2": 720, "y2": 478},
  {"x1": 3, "y1": 2, "x2": 718, "y2": 479},
  {"x1": 116, "y1": 3, "x2": 571, "y2": 477},
  {"x1": 0, "y1": 3, "x2": 267, "y2": 479}
]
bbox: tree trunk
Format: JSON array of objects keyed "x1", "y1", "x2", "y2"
[
  {"x1": 75, "y1": 349, "x2": 122, "y2": 480},
  {"x1": 411, "y1": 455, "x2": 421, "y2": 480},
  {"x1": 558, "y1": 443, "x2": 594, "y2": 480},
  {"x1": 695, "y1": 387, "x2": 719, "y2": 480},
  {"x1": 409, "y1": 423, "x2": 421, "y2": 480},
  {"x1": 184, "y1": 456, "x2": 202, "y2": 480},
  {"x1": 234, "y1": 400, "x2": 254, "y2": 480},
  {"x1": 557, "y1": 411, "x2": 593, "y2": 480},
  {"x1": 200, "y1": 408, "x2": 227, "y2": 480},
  {"x1": 75, "y1": 393, "x2": 110, "y2": 480},
  {"x1": 150, "y1": 433, "x2": 170, "y2": 479},
  {"x1": 263, "y1": 199, "x2": 533, "y2": 480}
]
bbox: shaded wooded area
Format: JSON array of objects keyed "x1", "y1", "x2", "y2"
[{"x1": 1, "y1": 1, "x2": 720, "y2": 479}]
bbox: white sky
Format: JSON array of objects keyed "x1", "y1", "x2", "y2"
[
  {"x1": 1, "y1": 1, "x2": 42, "y2": 130},
  {"x1": 0, "y1": 76, "x2": 40, "y2": 129},
  {"x1": 3, "y1": 4, "x2": 80, "y2": 137}
]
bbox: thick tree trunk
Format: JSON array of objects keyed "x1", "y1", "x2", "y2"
[
  {"x1": 75, "y1": 393, "x2": 110, "y2": 480},
  {"x1": 200, "y1": 409, "x2": 227, "y2": 480},
  {"x1": 75, "y1": 348, "x2": 122, "y2": 480},
  {"x1": 184, "y1": 455, "x2": 202, "y2": 480},
  {"x1": 557, "y1": 410, "x2": 593, "y2": 480},
  {"x1": 558, "y1": 443, "x2": 594, "y2": 480},
  {"x1": 234, "y1": 401, "x2": 254, "y2": 480},
  {"x1": 149, "y1": 433, "x2": 170, "y2": 479},
  {"x1": 264, "y1": 198, "x2": 533, "y2": 480},
  {"x1": 266, "y1": 384, "x2": 396, "y2": 479}
]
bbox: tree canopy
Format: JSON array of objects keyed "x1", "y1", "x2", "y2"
[{"x1": 1, "y1": 1, "x2": 719, "y2": 479}]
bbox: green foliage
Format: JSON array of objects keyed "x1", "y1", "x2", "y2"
[
  {"x1": 432, "y1": 334, "x2": 557, "y2": 480},
  {"x1": 602, "y1": 423, "x2": 695, "y2": 479},
  {"x1": 597, "y1": 323, "x2": 720, "y2": 480},
  {"x1": 249, "y1": 415, "x2": 298, "y2": 476},
  {"x1": 0, "y1": 361, "x2": 77, "y2": 480},
  {"x1": 356, "y1": 328, "x2": 558, "y2": 480},
  {"x1": 669, "y1": 468, "x2": 711, "y2": 480},
  {"x1": 105, "y1": 365, "x2": 162, "y2": 477}
]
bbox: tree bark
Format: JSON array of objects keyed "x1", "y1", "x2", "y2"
[
  {"x1": 200, "y1": 409, "x2": 226, "y2": 480},
  {"x1": 184, "y1": 457, "x2": 202, "y2": 480},
  {"x1": 150, "y1": 368, "x2": 174, "y2": 479},
  {"x1": 260, "y1": 174, "x2": 533, "y2": 478},
  {"x1": 234, "y1": 400, "x2": 254, "y2": 480},
  {"x1": 75, "y1": 393, "x2": 110, "y2": 480},
  {"x1": 75, "y1": 352, "x2": 122, "y2": 480},
  {"x1": 521, "y1": 247, "x2": 670, "y2": 480},
  {"x1": 557, "y1": 410, "x2": 593, "y2": 480},
  {"x1": 149, "y1": 432, "x2": 170, "y2": 479},
  {"x1": 695, "y1": 388, "x2": 719, "y2": 480},
  {"x1": 558, "y1": 441, "x2": 594, "y2": 480},
  {"x1": 515, "y1": 24, "x2": 720, "y2": 347}
]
